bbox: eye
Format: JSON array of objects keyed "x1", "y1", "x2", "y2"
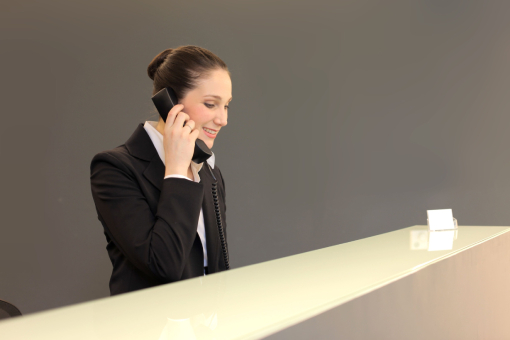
[
  {"x1": 204, "y1": 103, "x2": 215, "y2": 108},
  {"x1": 225, "y1": 105, "x2": 229, "y2": 109}
]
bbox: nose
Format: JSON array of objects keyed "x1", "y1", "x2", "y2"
[{"x1": 214, "y1": 107, "x2": 228, "y2": 127}]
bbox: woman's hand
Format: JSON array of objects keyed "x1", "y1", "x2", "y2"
[{"x1": 163, "y1": 104, "x2": 200, "y2": 177}]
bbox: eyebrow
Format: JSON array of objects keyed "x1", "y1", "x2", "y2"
[{"x1": 204, "y1": 95, "x2": 233, "y2": 102}]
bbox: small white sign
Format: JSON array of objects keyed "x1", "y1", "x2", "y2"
[{"x1": 427, "y1": 209, "x2": 455, "y2": 231}]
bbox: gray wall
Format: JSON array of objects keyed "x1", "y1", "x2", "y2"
[{"x1": 1, "y1": 0, "x2": 509, "y2": 314}]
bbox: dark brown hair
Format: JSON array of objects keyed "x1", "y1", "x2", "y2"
[{"x1": 147, "y1": 45, "x2": 230, "y2": 99}]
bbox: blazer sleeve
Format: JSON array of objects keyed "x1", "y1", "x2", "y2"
[{"x1": 90, "y1": 151, "x2": 204, "y2": 283}]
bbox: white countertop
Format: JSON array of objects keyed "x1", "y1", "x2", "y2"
[{"x1": 1, "y1": 225, "x2": 509, "y2": 340}]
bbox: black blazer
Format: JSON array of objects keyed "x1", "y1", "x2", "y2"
[{"x1": 90, "y1": 123, "x2": 228, "y2": 295}]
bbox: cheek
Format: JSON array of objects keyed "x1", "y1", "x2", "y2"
[{"x1": 190, "y1": 107, "x2": 213, "y2": 126}]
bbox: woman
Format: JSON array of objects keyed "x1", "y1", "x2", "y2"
[{"x1": 90, "y1": 46, "x2": 232, "y2": 295}]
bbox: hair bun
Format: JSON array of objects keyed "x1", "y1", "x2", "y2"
[{"x1": 147, "y1": 48, "x2": 173, "y2": 81}]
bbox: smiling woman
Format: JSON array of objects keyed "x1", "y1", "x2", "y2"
[
  {"x1": 90, "y1": 46, "x2": 232, "y2": 295},
  {"x1": 155, "y1": 68, "x2": 232, "y2": 151}
]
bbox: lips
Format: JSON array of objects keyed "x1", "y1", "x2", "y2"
[{"x1": 203, "y1": 127, "x2": 218, "y2": 138}]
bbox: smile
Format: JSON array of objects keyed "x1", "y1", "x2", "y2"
[{"x1": 203, "y1": 127, "x2": 218, "y2": 135}]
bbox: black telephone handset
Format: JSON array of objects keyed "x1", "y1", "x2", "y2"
[
  {"x1": 151, "y1": 87, "x2": 230, "y2": 270},
  {"x1": 151, "y1": 87, "x2": 213, "y2": 164}
]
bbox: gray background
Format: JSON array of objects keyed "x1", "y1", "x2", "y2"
[{"x1": 1, "y1": 0, "x2": 509, "y2": 314}]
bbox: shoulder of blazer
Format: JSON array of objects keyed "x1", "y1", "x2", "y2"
[
  {"x1": 90, "y1": 123, "x2": 156, "y2": 177},
  {"x1": 90, "y1": 145, "x2": 133, "y2": 176}
]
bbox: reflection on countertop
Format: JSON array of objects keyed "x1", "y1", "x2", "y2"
[
  {"x1": 158, "y1": 313, "x2": 218, "y2": 340},
  {"x1": 410, "y1": 229, "x2": 459, "y2": 251}
]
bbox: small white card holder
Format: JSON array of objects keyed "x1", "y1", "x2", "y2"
[
  {"x1": 427, "y1": 209, "x2": 458, "y2": 231},
  {"x1": 427, "y1": 218, "x2": 458, "y2": 230},
  {"x1": 426, "y1": 209, "x2": 458, "y2": 251},
  {"x1": 410, "y1": 210, "x2": 459, "y2": 251}
]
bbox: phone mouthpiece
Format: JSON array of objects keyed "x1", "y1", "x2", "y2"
[{"x1": 193, "y1": 139, "x2": 213, "y2": 164}]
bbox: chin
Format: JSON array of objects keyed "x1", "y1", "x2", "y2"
[
  {"x1": 198, "y1": 134, "x2": 213, "y2": 149},
  {"x1": 198, "y1": 131, "x2": 214, "y2": 149}
]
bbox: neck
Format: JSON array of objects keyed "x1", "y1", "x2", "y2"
[{"x1": 156, "y1": 118, "x2": 165, "y2": 135}]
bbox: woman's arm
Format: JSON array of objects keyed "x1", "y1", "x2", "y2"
[{"x1": 90, "y1": 151, "x2": 204, "y2": 283}]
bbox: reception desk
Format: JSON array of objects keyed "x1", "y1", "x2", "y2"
[{"x1": 1, "y1": 225, "x2": 509, "y2": 339}]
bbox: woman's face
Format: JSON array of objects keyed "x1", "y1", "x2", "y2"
[{"x1": 179, "y1": 68, "x2": 232, "y2": 149}]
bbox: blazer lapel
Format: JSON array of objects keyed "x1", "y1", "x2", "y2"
[
  {"x1": 200, "y1": 165, "x2": 221, "y2": 272},
  {"x1": 143, "y1": 154, "x2": 165, "y2": 191},
  {"x1": 125, "y1": 123, "x2": 165, "y2": 191}
]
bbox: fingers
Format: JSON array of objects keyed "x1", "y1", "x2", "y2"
[
  {"x1": 190, "y1": 126, "x2": 200, "y2": 140},
  {"x1": 164, "y1": 104, "x2": 195, "y2": 135},
  {"x1": 183, "y1": 119, "x2": 195, "y2": 132},
  {"x1": 161, "y1": 103, "x2": 200, "y2": 172},
  {"x1": 173, "y1": 110, "x2": 190, "y2": 131},
  {"x1": 166, "y1": 104, "x2": 184, "y2": 126}
]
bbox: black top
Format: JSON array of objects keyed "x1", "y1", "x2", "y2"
[{"x1": 90, "y1": 123, "x2": 228, "y2": 295}]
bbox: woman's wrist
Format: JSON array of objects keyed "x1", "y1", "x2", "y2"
[{"x1": 164, "y1": 166, "x2": 189, "y2": 178}]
